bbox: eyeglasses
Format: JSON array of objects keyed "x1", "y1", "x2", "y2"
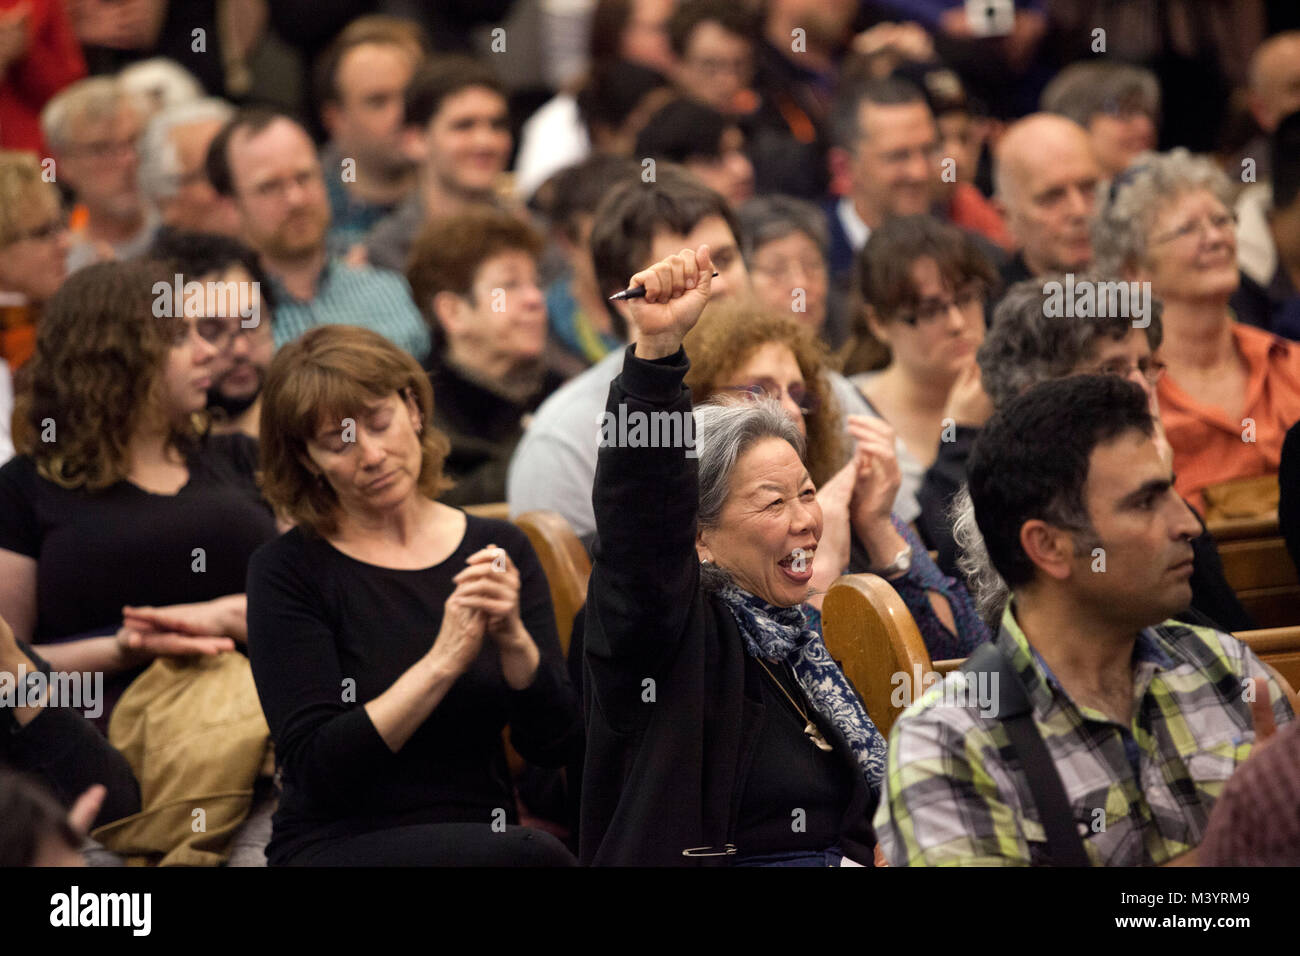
[
  {"x1": 66, "y1": 134, "x2": 140, "y2": 160},
  {"x1": 170, "y1": 316, "x2": 264, "y2": 349},
  {"x1": 1149, "y1": 210, "x2": 1237, "y2": 247},
  {"x1": 1100, "y1": 97, "x2": 1154, "y2": 121},
  {"x1": 875, "y1": 141, "x2": 944, "y2": 166},
  {"x1": 722, "y1": 378, "x2": 819, "y2": 416},
  {"x1": 752, "y1": 257, "x2": 826, "y2": 283},
  {"x1": 685, "y1": 56, "x2": 752, "y2": 79},
  {"x1": 5, "y1": 219, "x2": 65, "y2": 245},
  {"x1": 1082, "y1": 356, "x2": 1167, "y2": 385},
  {"x1": 893, "y1": 279, "x2": 986, "y2": 327}
]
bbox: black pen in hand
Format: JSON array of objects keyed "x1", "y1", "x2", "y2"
[{"x1": 608, "y1": 272, "x2": 720, "y2": 301}]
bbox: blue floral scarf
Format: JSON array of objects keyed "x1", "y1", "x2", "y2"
[{"x1": 714, "y1": 581, "x2": 887, "y2": 793}]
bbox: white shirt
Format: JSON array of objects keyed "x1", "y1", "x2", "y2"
[
  {"x1": 0, "y1": 361, "x2": 14, "y2": 466},
  {"x1": 838, "y1": 195, "x2": 871, "y2": 253},
  {"x1": 513, "y1": 92, "x2": 591, "y2": 201},
  {"x1": 1236, "y1": 182, "x2": 1275, "y2": 287}
]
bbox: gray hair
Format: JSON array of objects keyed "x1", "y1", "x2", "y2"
[
  {"x1": 139, "y1": 98, "x2": 235, "y2": 201},
  {"x1": 950, "y1": 484, "x2": 1009, "y2": 631},
  {"x1": 118, "y1": 58, "x2": 204, "y2": 118},
  {"x1": 693, "y1": 398, "x2": 805, "y2": 530},
  {"x1": 41, "y1": 77, "x2": 144, "y2": 152},
  {"x1": 978, "y1": 273, "x2": 1163, "y2": 410},
  {"x1": 1092, "y1": 147, "x2": 1234, "y2": 276},
  {"x1": 1040, "y1": 61, "x2": 1160, "y2": 130},
  {"x1": 738, "y1": 194, "x2": 830, "y2": 263}
]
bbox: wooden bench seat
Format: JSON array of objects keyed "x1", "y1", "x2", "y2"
[
  {"x1": 1206, "y1": 512, "x2": 1300, "y2": 629},
  {"x1": 823, "y1": 573, "x2": 1300, "y2": 733}
]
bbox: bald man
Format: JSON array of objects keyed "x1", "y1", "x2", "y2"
[
  {"x1": 1249, "y1": 32, "x2": 1300, "y2": 137},
  {"x1": 993, "y1": 113, "x2": 1101, "y2": 287},
  {"x1": 1237, "y1": 33, "x2": 1300, "y2": 287}
]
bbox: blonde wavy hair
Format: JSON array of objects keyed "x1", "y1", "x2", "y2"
[
  {"x1": 683, "y1": 300, "x2": 846, "y2": 486},
  {"x1": 14, "y1": 260, "x2": 205, "y2": 490},
  {"x1": 0, "y1": 151, "x2": 59, "y2": 247}
]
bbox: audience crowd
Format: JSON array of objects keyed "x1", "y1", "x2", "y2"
[{"x1": 3, "y1": 0, "x2": 1300, "y2": 870}]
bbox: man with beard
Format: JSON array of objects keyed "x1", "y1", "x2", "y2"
[
  {"x1": 148, "y1": 229, "x2": 274, "y2": 440},
  {"x1": 206, "y1": 109, "x2": 430, "y2": 362}
]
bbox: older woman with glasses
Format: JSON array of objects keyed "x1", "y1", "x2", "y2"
[
  {"x1": 582, "y1": 246, "x2": 886, "y2": 866},
  {"x1": 1094, "y1": 149, "x2": 1300, "y2": 517},
  {"x1": 684, "y1": 301, "x2": 986, "y2": 658},
  {"x1": 962, "y1": 276, "x2": 1254, "y2": 633}
]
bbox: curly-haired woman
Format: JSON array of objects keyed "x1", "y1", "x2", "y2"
[{"x1": 0, "y1": 260, "x2": 278, "y2": 723}]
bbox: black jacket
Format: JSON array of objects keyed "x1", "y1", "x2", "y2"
[
  {"x1": 427, "y1": 354, "x2": 565, "y2": 507},
  {"x1": 1, "y1": 641, "x2": 141, "y2": 830},
  {"x1": 579, "y1": 346, "x2": 875, "y2": 866}
]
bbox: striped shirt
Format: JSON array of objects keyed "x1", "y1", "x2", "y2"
[
  {"x1": 873, "y1": 605, "x2": 1294, "y2": 866},
  {"x1": 268, "y1": 259, "x2": 431, "y2": 363}
]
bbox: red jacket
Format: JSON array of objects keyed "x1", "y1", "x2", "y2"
[{"x1": 0, "y1": 0, "x2": 86, "y2": 153}]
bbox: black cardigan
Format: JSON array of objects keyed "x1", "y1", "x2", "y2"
[{"x1": 579, "y1": 346, "x2": 876, "y2": 866}]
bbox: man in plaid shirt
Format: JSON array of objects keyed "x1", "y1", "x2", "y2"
[{"x1": 874, "y1": 375, "x2": 1294, "y2": 866}]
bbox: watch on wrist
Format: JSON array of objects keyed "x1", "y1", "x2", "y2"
[{"x1": 873, "y1": 543, "x2": 913, "y2": 579}]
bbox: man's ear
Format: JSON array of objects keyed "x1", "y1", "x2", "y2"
[
  {"x1": 400, "y1": 124, "x2": 427, "y2": 164},
  {"x1": 863, "y1": 304, "x2": 890, "y2": 346},
  {"x1": 992, "y1": 196, "x2": 1021, "y2": 246},
  {"x1": 1246, "y1": 91, "x2": 1273, "y2": 136},
  {"x1": 213, "y1": 193, "x2": 242, "y2": 228},
  {"x1": 321, "y1": 101, "x2": 341, "y2": 139},
  {"x1": 827, "y1": 146, "x2": 853, "y2": 193},
  {"x1": 1019, "y1": 519, "x2": 1075, "y2": 582}
]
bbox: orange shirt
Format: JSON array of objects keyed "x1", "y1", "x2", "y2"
[
  {"x1": 945, "y1": 183, "x2": 1014, "y2": 252},
  {"x1": 1158, "y1": 322, "x2": 1300, "y2": 513},
  {"x1": 0, "y1": 300, "x2": 36, "y2": 371}
]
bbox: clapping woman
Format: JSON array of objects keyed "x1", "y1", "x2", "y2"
[{"x1": 247, "y1": 325, "x2": 579, "y2": 865}]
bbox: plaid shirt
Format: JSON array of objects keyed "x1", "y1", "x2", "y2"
[
  {"x1": 268, "y1": 259, "x2": 431, "y2": 364},
  {"x1": 874, "y1": 606, "x2": 1294, "y2": 866}
]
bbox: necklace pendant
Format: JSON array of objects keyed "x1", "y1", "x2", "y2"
[{"x1": 804, "y1": 720, "x2": 834, "y2": 752}]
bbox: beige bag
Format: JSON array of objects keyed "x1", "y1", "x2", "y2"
[
  {"x1": 92, "y1": 653, "x2": 272, "y2": 866},
  {"x1": 1202, "y1": 474, "x2": 1280, "y2": 523}
]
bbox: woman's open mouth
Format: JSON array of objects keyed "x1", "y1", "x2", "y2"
[{"x1": 778, "y1": 546, "x2": 815, "y2": 583}]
